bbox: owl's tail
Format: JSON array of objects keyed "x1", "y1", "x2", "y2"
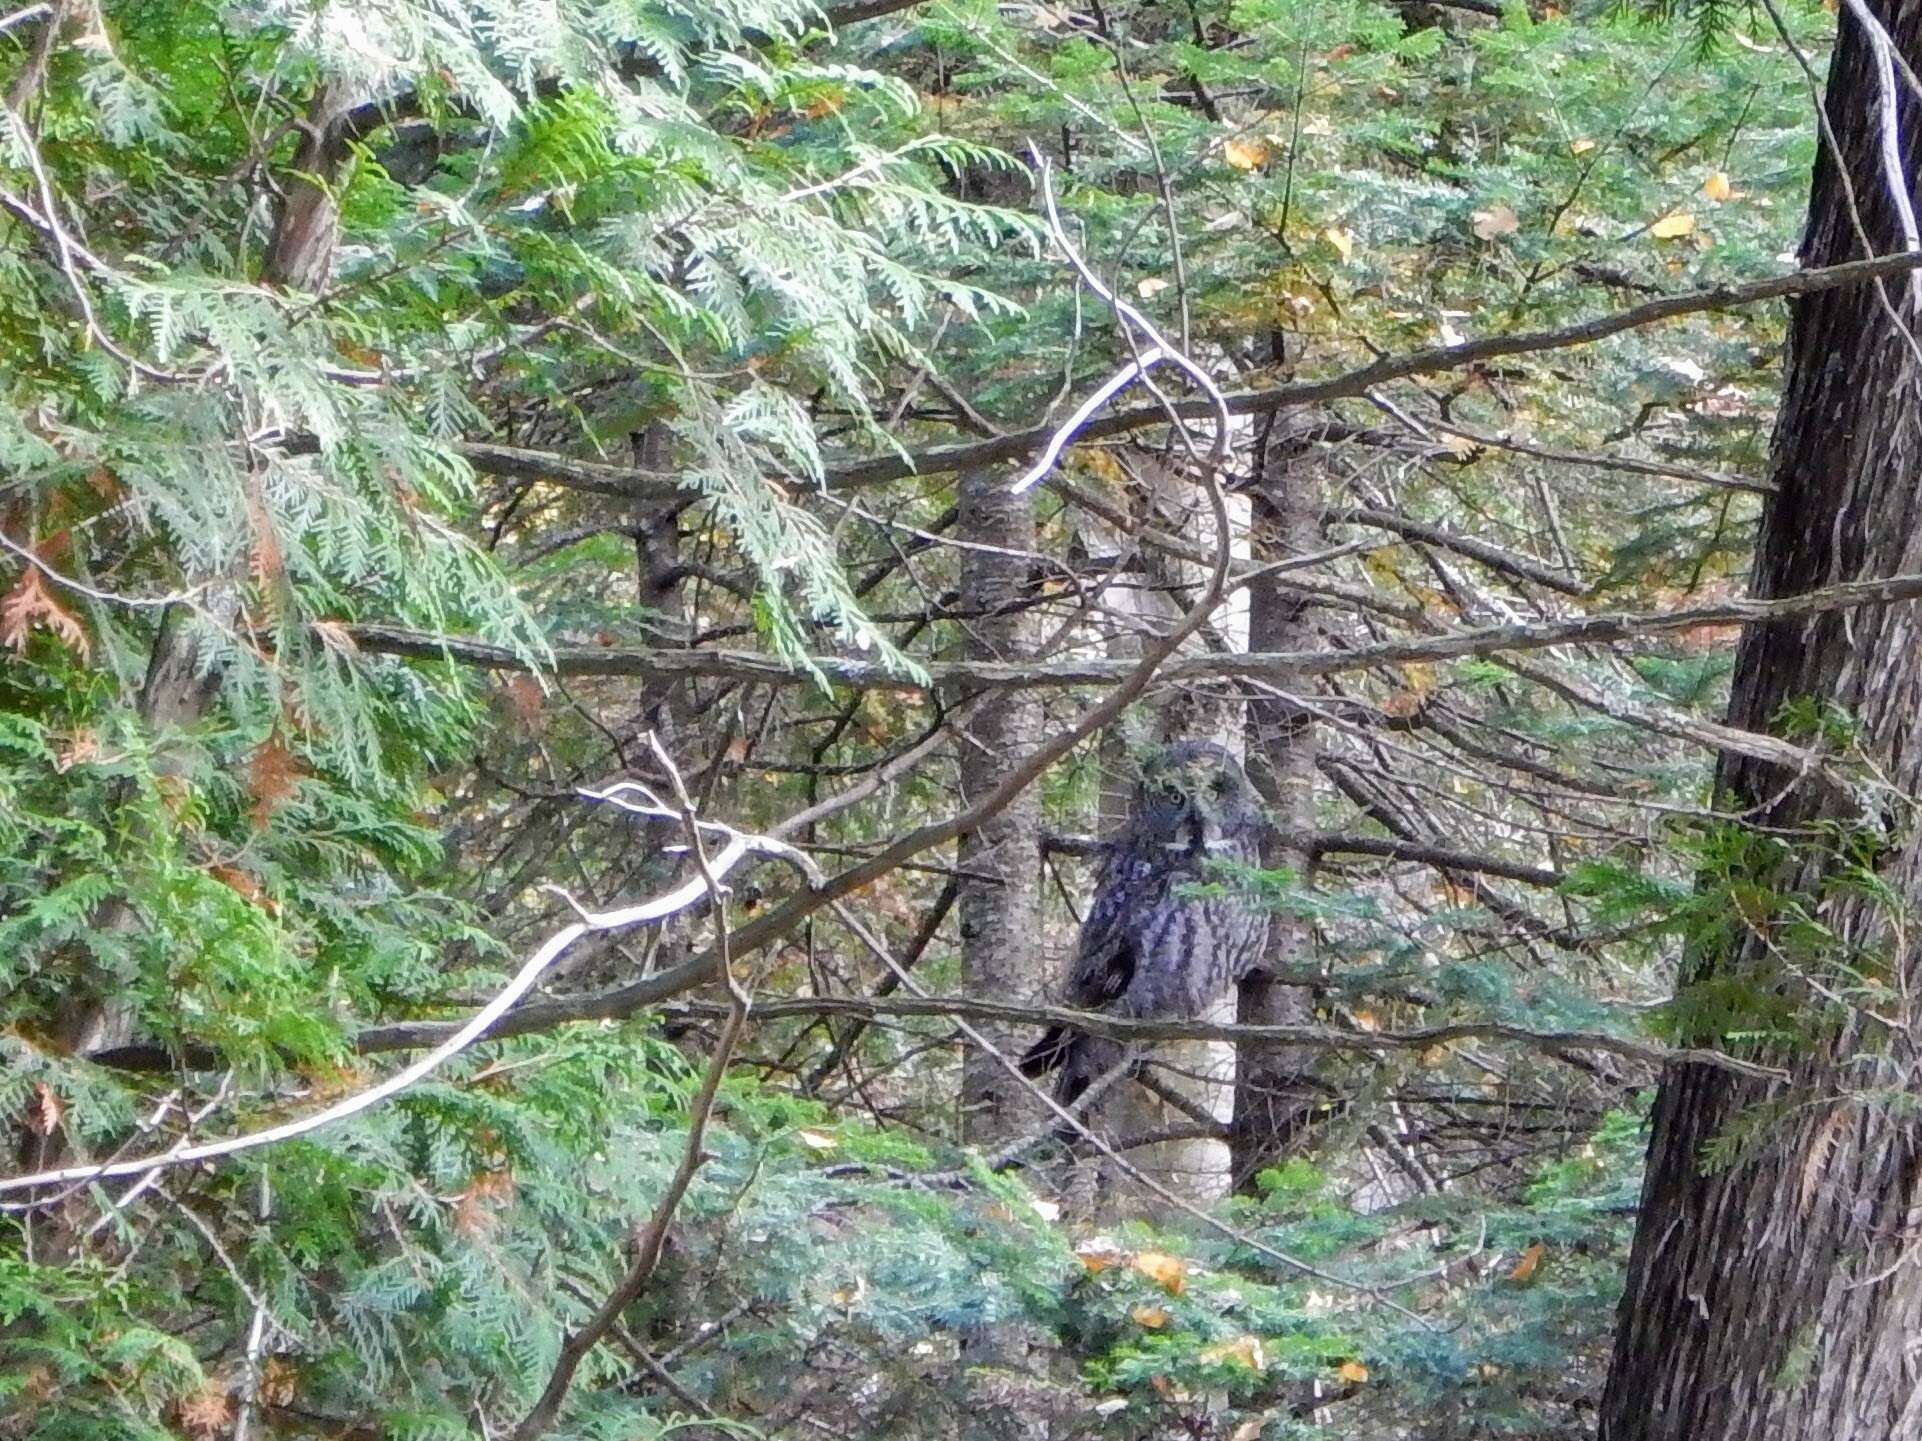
[
  {"x1": 1020, "y1": 1026, "x2": 1123, "y2": 1114},
  {"x1": 1019, "y1": 1025, "x2": 1074, "y2": 1081}
]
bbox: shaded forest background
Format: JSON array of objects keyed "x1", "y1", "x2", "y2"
[{"x1": 5, "y1": 0, "x2": 1921, "y2": 1435}]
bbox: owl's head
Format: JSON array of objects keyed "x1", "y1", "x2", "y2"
[{"x1": 1131, "y1": 741, "x2": 1262, "y2": 853}]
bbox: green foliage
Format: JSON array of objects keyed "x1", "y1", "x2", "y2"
[{"x1": 0, "y1": 0, "x2": 1855, "y2": 1433}]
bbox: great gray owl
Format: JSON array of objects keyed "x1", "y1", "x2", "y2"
[{"x1": 1021, "y1": 741, "x2": 1269, "y2": 1109}]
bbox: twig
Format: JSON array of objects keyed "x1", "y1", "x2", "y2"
[
  {"x1": 655, "y1": 993, "x2": 1788, "y2": 1083},
  {"x1": 345, "y1": 570, "x2": 1922, "y2": 694},
  {"x1": 0, "y1": 821, "x2": 782, "y2": 1197},
  {"x1": 508, "y1": 741, "x2": 751, "y2": 1441}
]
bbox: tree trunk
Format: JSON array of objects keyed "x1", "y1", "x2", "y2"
[
  {"x1": 1599, "y1": 6, "x2": 1922, "y2": 1435},
  {"x1": 952, "y1": 470, "x2": 1056, "y2": 1441},
  {"x1": 1234, "y1": 457, "x2": 1323, "y2": 1191},
  {"x1": 1090, "y1": 459, "x2": 1250, "y2": 1207},
  {"x1": 955, "y1": 468, "x2": 1047, "y2": 1149}
]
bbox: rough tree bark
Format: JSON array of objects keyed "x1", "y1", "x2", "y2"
[
  {"x1": 955, "y1": 468, "x2": 1047, "y2": 1148},
  {"x1": 1598, "y1": 7, "x2": 1922, "y2": 1435},
  {"x1": 952, "y1": 471, "x2": 1057, "y2": 1441},
  {"x1": 1234, "y1": 452, "x2": 1324, "y2": 1191}
]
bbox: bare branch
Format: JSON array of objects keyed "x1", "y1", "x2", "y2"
[{"x1": 344, "y1": 570, "x2": 1922, "y2": 691}]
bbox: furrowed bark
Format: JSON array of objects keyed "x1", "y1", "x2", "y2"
[
  {"x1": 1234, "y1": 451, "x2": 1325, "y2": 1191},
  {"x1": 1599, "y1": 4, "x2": 1922, "y2": 1435}
]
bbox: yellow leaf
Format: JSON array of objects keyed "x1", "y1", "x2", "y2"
[
  {"x1": 1130, "y1": 1251, "x2": 1188, "y2": 1294},
  {"x1": 1471, "y1": 204, "x2": 1519, "y2": 240},
  {"x1": 1323, "y1": 225, "x2": 1355, "y2": 260},
  {"x1": 1131, "y1": 1304, "x2": 1170, "y2": 1329},
  {"x1": 1569, "y1": 137, "x2": 1596, "y2": 155},
  {"x1": 1650, "y1": 212, "x2": 1696, "y2": 239},
  {"x1": 1703, "y1": 171, "x2": 1733, "y2": 202},
  {"x1": 1199, "y1": 1335, "x2": 1266, "y2": 1371},
  {"x1": 1336, "y1": 1359, "x2": 1370, "y2": 1384},
  {"x1": 1401, "y1": 661, "x2": 1438, "y2": 695},
  {"x1": 1137, "y1": 276, "x2": 1171, "y2": 299},
  {"x1": 1224, "y1": 137, "x2": 1270, "y2": 171},
  {"x1": 1076, "y1": 447, "x2": 1126, "y2": 484},
  {"x1": 1406, "y1": 583, "x2": 1458, "y2": 615},
  {"x1": 1362, "y1": 546, "x2": 1403, "y2": 587},
  {"x1": 1353, "y1": 1008, "x2": 1381, "y2": 1033},
  {"x1": 1508, "y1": 1241, "x2": 1546, "y2": 1283},
  {"x1": 797, "y1": 1127, "x2": 839, "y2": 1151},
  {"x1": 1076, "y1": 1239, "x2": 1128, "y2": 1274}
]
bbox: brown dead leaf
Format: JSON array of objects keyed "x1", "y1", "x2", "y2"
[
  {"x1": 1703, "y1": 170, "x2": 1733, "y2": 202},
  {"x1": 247, "y1": 735, "x2": 303, "y2": 828},
  {"x1": 1649, "y1": 212, "x2": 1696, "y2": 239},
  {"x1": 174, "y1": 1384, "x2": 234, "y2": 1439},
  {"x1": 1130, "y1": 1304, "x2": 1170, "y2": 1329},
  {"x1": 258, "y1": 1355, "x2": 298, "y2": 1407},
  {"x1": 0, "y1": 567, "x2": 90, "y2": 660},
  {"x1": 245, "y1": 484, "x2": 284, "y2": 587},
  {"x1": 54, "y1": 727, "x2": 99, "y2": 773},
  {"x1": 313, "y1": 619, "x2": 360, "y2": 658},
  {"x1": 1508, "y1": 1241, "x2": 1546, "y2": 1284},
  {"x1": 1336, "y1": 1359, "x2": 1370, "y2": 1383},
  {"x1": 501, "y1": 674, "x2": 545, "y2": 731},
  {"x1": 208, "y1": 863, "x2": 266, "y2": 907},
  {"x1": 453, "y1": 1169, "x2": 516, "y2": 1237},
  {"x1": 25, "y1": 1082, "x2": 64, "y2": 1137},
  {"x1": 1076, "y1": 1238, "x2": 1129, "y2": 1274},
  {"x1": 1471, "y1": 204, "x2": 1519, "y2": 240}
]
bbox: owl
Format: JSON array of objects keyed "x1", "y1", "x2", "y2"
[{"x1": 1021, "y1": 741, "x2": 1270, "y2": 1109}]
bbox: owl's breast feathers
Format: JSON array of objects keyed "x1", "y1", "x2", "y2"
[{"x1": 1020, "y1": 828, "x2": 1268, "y2": 1097}]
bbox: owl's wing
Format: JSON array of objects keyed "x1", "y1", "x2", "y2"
[{"x1": 1065, "y1": 846, "x2": 1156, "y2": 1007}]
